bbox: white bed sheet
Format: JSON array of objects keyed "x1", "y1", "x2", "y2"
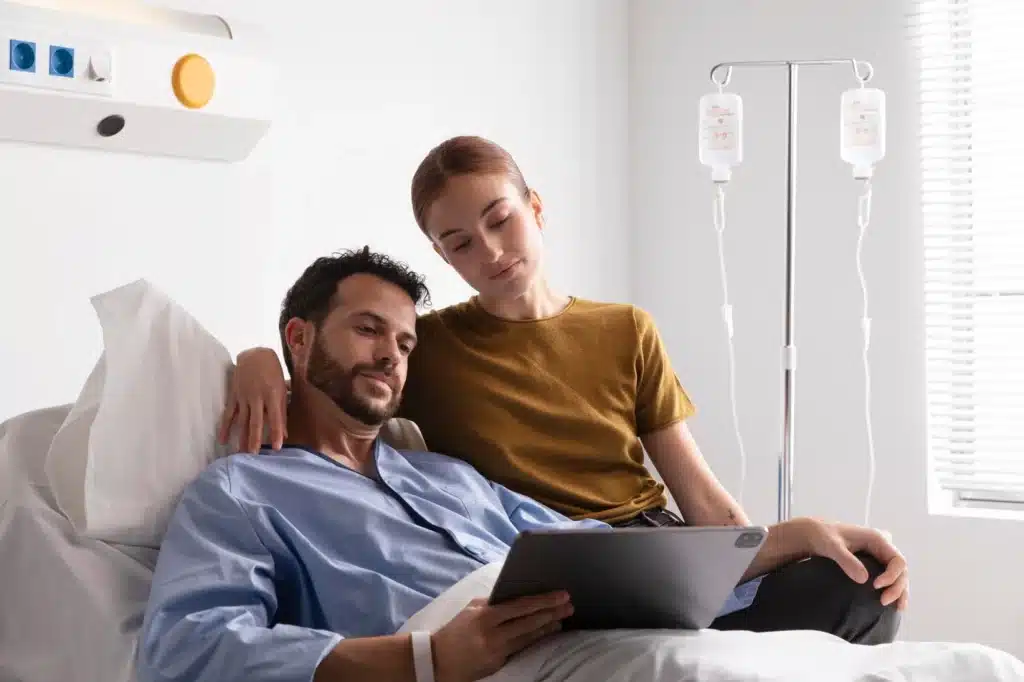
[{"x1": 1, "y1": 405, "x2": 153, "y2": 682}]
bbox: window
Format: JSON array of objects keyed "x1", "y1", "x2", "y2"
[{"x1": 912, "y1": 0, "x2": 1024, "y2": 517}]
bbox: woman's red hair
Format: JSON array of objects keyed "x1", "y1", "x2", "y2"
[{"x1": 410, "y1": 136, "x2": 530, "y2": 234}]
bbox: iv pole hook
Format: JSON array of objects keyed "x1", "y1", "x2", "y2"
[{"x1": 709, "y1": 59, "x2": 873, "y2": 88}]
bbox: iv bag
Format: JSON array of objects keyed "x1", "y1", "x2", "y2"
[
  {"x1": 699, "y1": 92, "x2": 743, "y2": 181},
  {"x1": 840, "y1": 87, "x2": 886, "y2": 178}
]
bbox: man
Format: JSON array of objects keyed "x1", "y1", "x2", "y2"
[{"x1": 137, "y1": 247, "x2": 908, "y2": 682}]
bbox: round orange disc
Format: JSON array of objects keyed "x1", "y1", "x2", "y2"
[{"x1": 172, "y1": 54, "x2": 215, "y2": 109}]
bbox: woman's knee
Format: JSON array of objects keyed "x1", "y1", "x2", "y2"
[
  {"x1": 792, "y1": 551, "x2": 901, "y2": 643},
  {"x1": 843, "y1": 551, "x2": 902, "y2": 644},
  {"x1": 854, "y1": 550, "x2": 887, "y2": 581}
]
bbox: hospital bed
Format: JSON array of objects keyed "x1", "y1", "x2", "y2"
[{"x1": 2, "y1": 279, "x2": 1022, "y2": 682}]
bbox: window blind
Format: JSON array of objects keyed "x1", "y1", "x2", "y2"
[{"x1": 910, "y1": 0, "x2": 1024, "y2": 511}]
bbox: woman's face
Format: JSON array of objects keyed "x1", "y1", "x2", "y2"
[{"x1": 423, "y1": 173, "x2": 546, "y2": 301}]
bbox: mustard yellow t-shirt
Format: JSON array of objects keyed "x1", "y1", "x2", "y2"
[{"x1": 399, "y1": 297, "x2": 695, "y2": 524}]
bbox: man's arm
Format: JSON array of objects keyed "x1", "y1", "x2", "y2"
[
  {"x1": 138, "y1": 463, "x2": 417, "y2": 682},
  {"x1": 313, "y1": 637, "x2": 418, "y2": 682},
  {"x1": 641, "y1": 421, "x2": 751, "y2": 527}
]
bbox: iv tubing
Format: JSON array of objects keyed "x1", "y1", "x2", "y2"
[
  {"x1": 857, "y1": 177, "x2": 875, "y2": 526},
  {"x1": 713, "y1": 183, "x2": 747, "y2": 506}
]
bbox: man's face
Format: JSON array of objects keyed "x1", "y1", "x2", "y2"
[{"x1": 291, "y1": 274, "x2": 418, "y2": 425}]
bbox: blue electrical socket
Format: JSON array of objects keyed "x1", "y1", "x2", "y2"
[
  {"x1": 9, "y1": 39, "x2": 36, "y2": 72},
  {"x1": 49, "y1": 45, "x2": 74, "y2": 77}
]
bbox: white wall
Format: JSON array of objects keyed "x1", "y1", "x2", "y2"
[
  {"x1": 0, "y1": 0, "x2": 630, "y2": 420},
  {"x1": 630, "y1": 0, "x2": 1024, "y2": 657}
]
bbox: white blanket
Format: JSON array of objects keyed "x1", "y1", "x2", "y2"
[{"x1": 399, "y1": 563, "x2": 1024, "y2": 682}]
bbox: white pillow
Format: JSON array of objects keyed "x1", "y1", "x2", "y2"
[{"x1": 45, "y1": 279, "x2": 233, "y2": 547}]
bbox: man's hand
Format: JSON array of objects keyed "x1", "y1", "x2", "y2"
[
  {"x1": 799, "y1": 518, "x2": 910, "y2": 611},
  {"x1": 431, "y1": 591, "x2": 573, "y2": 682}
]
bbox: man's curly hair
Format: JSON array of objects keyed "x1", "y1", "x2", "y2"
[{"x1": 278, "y1": 246, "x2": 430, "y2": 374}]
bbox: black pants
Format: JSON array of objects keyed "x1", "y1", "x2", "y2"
[{"x1": 614, "y1": 508, "x2": 901, "y2": 645}]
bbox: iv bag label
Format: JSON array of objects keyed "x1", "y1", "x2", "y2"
[
  {"x1": 704, "y1": 105, "x2": 738, "y2": 151},
  {"x1": 699, "y1": 92, "x2": 743, "y2": 167},
  {"x1": 844, "y1": 96, "x2": 880, "y2": 147}
]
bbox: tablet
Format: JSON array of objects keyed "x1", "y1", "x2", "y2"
[{"x1": 488, "y1": 525, "x2": 768, "y2": 631}]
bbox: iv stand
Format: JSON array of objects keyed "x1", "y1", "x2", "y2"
[{"x1": 707, "y1": 59, "x2": 874, "y2": 523}]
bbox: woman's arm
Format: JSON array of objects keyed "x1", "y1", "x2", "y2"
[
  {"x1": 629, "y1": 306, "x2": 746, "y2": 526},
  {"x1": 219, "y1": 347, "x2": 289, "y2": 453},
  {"x1": 640, "y1": 421, "x2": 751, "y2": 527}
]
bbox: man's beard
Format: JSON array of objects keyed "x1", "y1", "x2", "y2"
[{"x1": 306, "y1": 337, "x2": 401, "y2": 426}]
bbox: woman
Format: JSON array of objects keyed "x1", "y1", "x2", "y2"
[
  {"x1": 224, "y1": 135, "x2": 740, "y2": 529},
  {"x1": 221, "y1": 135, "x2": 907, "y2": 640}
]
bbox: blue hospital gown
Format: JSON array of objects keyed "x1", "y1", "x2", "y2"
[{"x1": 136, "y1": 442, "x2": 761, "y2": 682}]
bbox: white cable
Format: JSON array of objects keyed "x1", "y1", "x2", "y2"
[
  {"x1": 856, "y1": 177, "x2": 875, "y2": 527},
  {"x1": 713, "y1": 183, "x2": 747, "y2": 507}
]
